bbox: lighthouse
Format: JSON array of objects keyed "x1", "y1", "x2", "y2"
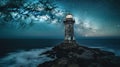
[
  {"x1": 56, "y1": 14, "x2": 78, "y2": 49},
  {"x1": 64, "y1": 14, "x2": 75, "y2": 43}
]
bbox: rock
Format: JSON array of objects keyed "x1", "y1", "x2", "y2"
[{"x1": 38, "y1": 42, "x2": 120, "y2": 67}]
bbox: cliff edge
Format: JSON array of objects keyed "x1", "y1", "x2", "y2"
[{"x1": 38, "y1": 42, "x2": 120, "y2": 67}]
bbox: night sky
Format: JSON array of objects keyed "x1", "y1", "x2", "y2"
[{"x1": 0, "y1": 0, "x2": 120, "y2": 38}]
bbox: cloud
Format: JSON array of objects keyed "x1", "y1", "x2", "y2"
[
  {"x1": 0, "y1": 0, "x2": 102, "y2": 37},
  {"x1": 0, "y1": 47, "x2": 54, "y2": 67},
  {"x1": 0, "y1": 0, "x2": 67, "y2": 29}
]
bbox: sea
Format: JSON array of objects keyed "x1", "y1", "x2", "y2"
[{"x1": 0, "y1": 38, "x2": 120, "y2": 67}]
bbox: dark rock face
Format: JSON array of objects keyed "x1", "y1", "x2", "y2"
[{"x1": 38, "y1": 42, "x2": 120, "y2": 67}]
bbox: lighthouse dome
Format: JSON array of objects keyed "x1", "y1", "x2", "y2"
[{"x1": 66, "y1": 14, "x2": 73, "y2": 19}]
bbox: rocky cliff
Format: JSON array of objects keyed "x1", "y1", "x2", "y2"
[{"x1": 38, "y1": 42, "x2": 120, "y2": 67}]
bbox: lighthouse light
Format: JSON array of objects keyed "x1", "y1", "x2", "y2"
[{"x1": 66, "y1": 14, "x2": 73, "y2": 19}]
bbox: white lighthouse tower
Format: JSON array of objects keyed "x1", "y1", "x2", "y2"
[{"x1": 64, "y1": 14, "x2": 75, "y2": 43}]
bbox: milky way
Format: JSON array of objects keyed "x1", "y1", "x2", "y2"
[{"x1": 0, "y1": 0, "x2": 120, "y2": 38}]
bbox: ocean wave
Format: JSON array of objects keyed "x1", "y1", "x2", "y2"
[{"x1": 0, "y1": 47, "x2": 53, "y2": 67}]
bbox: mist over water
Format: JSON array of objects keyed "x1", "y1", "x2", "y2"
[
  {"x1": 0, "y1": 47, "x2": 53, "y2": 67},
  {"x1": 0, "y1": 38, "x2": 120, "y2": 67}
]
